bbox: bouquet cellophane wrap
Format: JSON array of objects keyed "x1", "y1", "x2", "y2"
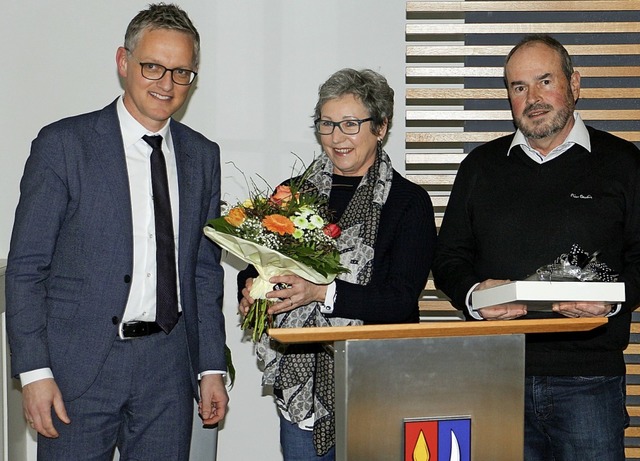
[{"x1": 204, "y1": 226, "x2": 337, "y2": 300}]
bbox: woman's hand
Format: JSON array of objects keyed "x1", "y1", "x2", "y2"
[
  {"x1": 238, "y1": 278, "x2": 255, "y2": 316},
  {"x1": 265, "y1": 274, "x2": 328, "y2": 315}
]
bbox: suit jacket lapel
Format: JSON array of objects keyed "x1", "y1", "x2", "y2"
[
  {"x1": 93, "y1": 100, "x2": 133, "y2": 232},
  {"x1": 171, "y1": 121, "x2": 197, "y2": 278}
]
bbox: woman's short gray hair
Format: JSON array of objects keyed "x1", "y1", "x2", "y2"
[
  {"x1": 314, "y1": 68, "x2": 394, "y2": 137},
  {"x1": 124, "y1": 3, "x2": 200, "y2": 68}
]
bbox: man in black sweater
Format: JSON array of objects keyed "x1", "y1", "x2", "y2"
[{"x1": 433, "y1": 34, "x2": 640, "y2": 461}]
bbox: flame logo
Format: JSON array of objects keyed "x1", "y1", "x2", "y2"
[
  {"x1": 405, "y1": 418, "x2": 470, "y2": 461},
  {"x1": 450, "y1": 430, "x2": 461, "y2": 461},
  {"x1": 412, "y1": 430, "x2": 430, "y2": 461}
]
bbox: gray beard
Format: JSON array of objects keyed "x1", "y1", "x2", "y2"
[
  {"x1": 516, "y1": 105, "x2": 573, "y2": 140},
  {"x1": 514, "y1": 88, "x2": 576, "y2": 140}
]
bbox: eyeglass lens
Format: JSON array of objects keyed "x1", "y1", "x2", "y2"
[
  {"x1": 140, "y1": 63, "x2": 196, "y2": 85},
  {"x1": 315, "y1": 118, "x2": 372, "y2": 135}
]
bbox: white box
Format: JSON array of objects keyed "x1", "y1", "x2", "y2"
[{"x1": 471, "y1": 281, "x2": 625, "y2": 311}]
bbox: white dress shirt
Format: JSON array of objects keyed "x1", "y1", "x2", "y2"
[{"x1": 117, "y1": 96, "x2": 181, "y2": 324}]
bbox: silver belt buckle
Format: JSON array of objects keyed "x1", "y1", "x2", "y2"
[{"x1": 118, "y1": 322, "x2": 131, "y2": 340}]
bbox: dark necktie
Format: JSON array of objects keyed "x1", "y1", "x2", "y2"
[{"x1": 143, "y1": 135, "x2": 179, "y2": 334}]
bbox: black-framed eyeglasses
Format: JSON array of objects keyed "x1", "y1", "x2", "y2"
[
  {"x1": 136, "y1": 61, "x2": 198, "y2": 85},
  {"x1": 314, "y1": 117, "x2": 373, "y2": 135}
]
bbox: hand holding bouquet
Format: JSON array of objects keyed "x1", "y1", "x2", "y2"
[{"x1": 204, "y1": 176, "x2": 348, "y2": 342}]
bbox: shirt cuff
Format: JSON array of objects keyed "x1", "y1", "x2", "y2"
[
  {"x1": 20, "y1": 368, "x2": 54, "y2": 387},
  {"x1": 320, "y1": 282, "x2": 337, "y2": 314},
  {"x1": 198, "y1": 370, "x2": 225, "y2": 380},
  {"x1": 466, "y1": 283, "x2": 484, "y2": 320},
  {"x1": 607, "y1": 303, "x2": 622, "y2": 317}
]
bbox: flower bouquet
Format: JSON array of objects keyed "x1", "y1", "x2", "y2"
[{"x1": 204, "y1": 175, "x2": 348, "y2": 342}]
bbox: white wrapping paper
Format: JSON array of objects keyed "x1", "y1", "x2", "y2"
[{"x1": 204, "y1": 226, "x2": 337, "y2": 300}]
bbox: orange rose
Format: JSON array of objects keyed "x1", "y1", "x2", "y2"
[
  {"x1": 270, "y1": 185, "x2": 299, "y2": 205},
  {"x1": 224, "y1": 207, "x2": 247, "y2": 227},
  {"x1": 263, "y1": 214, "x2": 295, "y2": 235}
]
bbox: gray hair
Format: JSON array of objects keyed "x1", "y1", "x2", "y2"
[
  {"x1": 504, "y1": 34, "x2": 574, "y2": 82},
  {"x1": 314, "y1": 68, "x2": 394, "y2": 137},
  {"x1": 124, "y1": 3, "x2": 200, "y2": 68}
]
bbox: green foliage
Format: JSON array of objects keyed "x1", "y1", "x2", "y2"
[{"x1": 240, "y1": 299, "x2": 272, "y2": 343}]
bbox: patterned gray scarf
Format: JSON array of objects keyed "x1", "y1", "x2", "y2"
[{"x1": 256, "y1": 146, "x2": 393, "y2": 455}]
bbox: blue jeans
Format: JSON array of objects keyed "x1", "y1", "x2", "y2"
[
  {"x1": 279, "y1": 411, "x2": 335, "y2": 461},
  {"x1": 524, "y1": 375, "x2": 628, "y2": 461}
]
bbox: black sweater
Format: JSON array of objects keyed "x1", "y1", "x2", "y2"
[
  {"x1": 433, "y1": 127, "x2": 640, "y2": 376},
  {"x1": 238, "y1": 170, "x2": 437, "y2": 324}
]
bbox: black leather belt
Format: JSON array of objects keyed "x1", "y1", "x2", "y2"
[{"x1": 119, "y1": 321, "x2": 163, "y2": 338}]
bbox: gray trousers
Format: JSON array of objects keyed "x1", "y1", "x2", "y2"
[{"x1": 37, "y1": 317, "x2": 194, "y2": 461}]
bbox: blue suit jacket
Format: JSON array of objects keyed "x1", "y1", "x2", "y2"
[{"x1": 6, "y1": 99, "x2": 226, "y2": 400}]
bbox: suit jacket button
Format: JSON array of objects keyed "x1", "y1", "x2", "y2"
[
  {"x1": 112, "y1": 316, "x2": 119, "y2": 325},
  {"x1": 124, "y1": 275, "x2": 131, "y2": 283}
]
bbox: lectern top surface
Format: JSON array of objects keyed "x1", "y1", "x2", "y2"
[{"x1": 268, "y1": 317, "x2": 607, "y2": 344}]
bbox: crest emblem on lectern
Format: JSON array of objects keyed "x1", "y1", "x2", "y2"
[{"x1": 404, "y1": 417, "x2": 471, "y2": 461}]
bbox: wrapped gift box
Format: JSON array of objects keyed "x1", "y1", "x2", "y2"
[{"x1": 471, "y1": 281, "x2": 625, "y2": 311}]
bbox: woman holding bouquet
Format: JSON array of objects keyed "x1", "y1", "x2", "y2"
[{"x1": 238, "y1": 68, "x2": 437, "y2": 460}]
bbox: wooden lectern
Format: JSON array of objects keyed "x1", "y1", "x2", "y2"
[{"x1": 269, "y1": 318, "x2": 607, "y2": 461}]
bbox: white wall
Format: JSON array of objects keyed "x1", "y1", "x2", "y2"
[{"x1": 0, "y1": 1, "x2": 406, "y2": 460}]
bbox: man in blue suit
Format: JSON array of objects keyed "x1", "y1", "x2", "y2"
[{"x1": 5, "y1": 4, "x2": 228, "y2": 459}]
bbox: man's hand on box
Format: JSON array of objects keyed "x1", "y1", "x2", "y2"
[
  {"x1": 552, "y1": 301, "x2": 614, "y2": 318},
  {"x1": 474, "y1": 279, "x2": 528, "y2": 320}
]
